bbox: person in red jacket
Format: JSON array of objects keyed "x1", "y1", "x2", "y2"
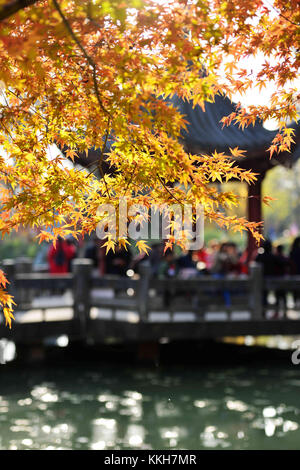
[{"x1": 48, "y1": 236, "x2": 75, "y2": 274}]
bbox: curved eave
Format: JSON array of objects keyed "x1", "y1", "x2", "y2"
[
  {"x1": 172, "y1": 94, "x2": 300, "y2": 171},
  {"x1": 65, "y1": 93, "x2": 300, "y2": 174}
]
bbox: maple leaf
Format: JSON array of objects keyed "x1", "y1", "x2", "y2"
[
  {"x1": 118, "y1": 238, "x2": 130, "y2": 250},
  {"x1": 136, "y1": 240, "x2": 150, "y2": 255},
  {"x1": 0, "y1": 269, "x2": 8, "y2": 288},
  {"x1": 262, "y1": 196, "x2": 276, "y2": 206},
  {"x1": 163, "y1": 240, "x2": 174, "y2": 254},
  {"x1": 65, "y1": 149, "x2": 77, "y2": 162},
  {"x1": 229, "y1": 147, "x2": 247, "y2": 158},
  {"x1": 103, "y1": 239, "x2": 116, "y2": 254}
]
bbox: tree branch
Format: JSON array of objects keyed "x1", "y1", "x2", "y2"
[
  {"x1": 52, "y1": 0, "x2": 112, "y2": 197},
  {"x1": 97, "y1": 119, "x2": 111, "y2": 194},
  {"x1": 157, "y1": 174, "x2": 183, "y2": 205},
  {"x1": 52, "y1": 0, "x2": 111, "y2": 118},
  {"x1": 264, "y1": 0, "x2": 300, "y2": 27}
]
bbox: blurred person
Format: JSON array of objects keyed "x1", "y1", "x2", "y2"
[
  {"x1": 290, "y1": 237, "x2": 300, "y2": 275},
  {"x1": 226, "y1": 242, "x2": 242, "y2": 275},
  {"x1": 158, "y1": 250, "x2": 178, "y2": 279},
  {"x1": 48, "y1": 236, "x2": 75, "y2": 274},
  {"x1": 177, "y1": 250, "x2": 195, "y2": 269},
  {"x1": 210, "y1": 243, "x2": 230, "y2": 307},
  {"x1": 106, "y1": 245, "x2": 132, "y2": 276},
  {"x1": 177, "y1": 250, "x2": 198, "y2": 279},
  {"x1": 256, "y1": 239, "x2": 285, "y2": 277},
  {"x1": 131, "y1": 250, "x2": 148, "y2": 276},
  {"x1": 274, "y1": 244, "x2": 290, "y2": 312},
  {"x1": 275, "y1": 245, "x2": 290, "y2": 275},
  {"x1": 211, "y1": 242, "x2": 241, "y2": 276},
  {"x1": 97, "y1": 240, "x2": 107, "y2": 276},
  {"x1": 206, "y1": 239, "x2": 220, "y2": 271},
  {"x1": 66, "y1": 236, "x2": 77, "y2": 272},
  {"x1": 149, "y1": 242, "x2": 164, "y2": 277},
  {"x1": 158, "y1": 250, "x2": 178, "y2": 307},
  {"x1": 210, "y1": 242, "x2": 242, "y2": 307},
  {"x1": 85, "y1": 236, "x2": 99, "y2": 269},
  {"x1": 289, "y1": 237, "x2": 300, "y2": 306},
  {"x1": 256, "y1": 239, "x2": 286, "y2": 317},
  {"x1": 239, "y1": 248, "x2": 250, "y2": 275},
  {"x1": 194, "y1": 246, "x2": 209, "y2": 272}
]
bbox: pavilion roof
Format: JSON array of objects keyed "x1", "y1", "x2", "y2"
[
  {"x1": 171, "y1": 93, "x2": 300, "y2": 171},
  {"x1": 71, "y1": 93, "x2": 300, "y2": 173}
]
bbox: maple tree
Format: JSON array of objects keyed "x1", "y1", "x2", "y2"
[{"x1": 0, "y1": 0, "x2": 299, "y2": 326}]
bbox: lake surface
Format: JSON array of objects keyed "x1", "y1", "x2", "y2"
[{"x1": 1, "y1": 355, "x2": 300, "y2": 450}]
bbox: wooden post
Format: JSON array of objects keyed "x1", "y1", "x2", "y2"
[
  {"x1": 136, "y1": 263, "x2": 158, "y2": 365},
  {"x1": 15, "y1": 257, "x2": 33, "y2": 305},
  {"x1": 137, "y1": 263, "x2": 151, "y2": 322},
  {"x1": 72, "y1": 258, "x2": 93, "y2": 339},
  {"x1": 2, "y1": 259, "x2": 16, "y2": 295},
  {"x1": 249, "y1": 261, "x2": 263, "y2": 320},
  {"x1": 15, "y1": 257, "x2": 32, "y2": 274}
]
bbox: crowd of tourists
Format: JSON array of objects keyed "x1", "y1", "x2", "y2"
[{"x1": 47, "y1": 235, "x2": 300, "y2": 280}]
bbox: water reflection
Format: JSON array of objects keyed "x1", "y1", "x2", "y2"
[
  {"x1": 1, "y1": 363, "x2": 300, "y2": 449},
  {"x1": 91, "y1": 418, "x2": 117, "y2": 449}
]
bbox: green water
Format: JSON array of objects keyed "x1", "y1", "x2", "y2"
[{"x1": 1, "y1": 360, "x2": 300, "y2": 450}]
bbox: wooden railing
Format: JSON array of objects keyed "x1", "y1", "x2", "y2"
[
  {"x1": 2, "y1": 256, "x2": 300, "y2": 322},
  {"x1": 2, "y1": 257, "x2": 300, "y2": 343},
  {"x1": 0, "y1": 257, "x2": 267, "y2": 321}
]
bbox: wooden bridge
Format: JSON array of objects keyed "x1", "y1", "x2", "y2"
[{"x1": 1, "y1": 257, "x2": 300, "y2": 346}]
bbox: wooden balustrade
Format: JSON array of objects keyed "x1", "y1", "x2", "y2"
[{"x1": 1, "y1": 257, "x2": 300, "y2": 344}]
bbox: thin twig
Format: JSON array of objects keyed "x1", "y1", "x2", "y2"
[
  {"x1": 52, "y1": 0, "x2": 111, "y2": 117},
  {"x1": 52, "y1": 0, "x2": 111, "y2": 198},
  {"x1": 264, "y1": 0, "x2": 300, "y2": 27},
  {"x1": 97, "y1": 119, "x2": 111, "y2": 197},
  {"x1": 123, "y1": 161, "x2": 138, "y2": 196},
  {"x1": 5, "y1": 89, "x2": 46, "y2": 121},
  {"x1": 157, "y1": 174, "x2": 183, "y2": 205}
]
